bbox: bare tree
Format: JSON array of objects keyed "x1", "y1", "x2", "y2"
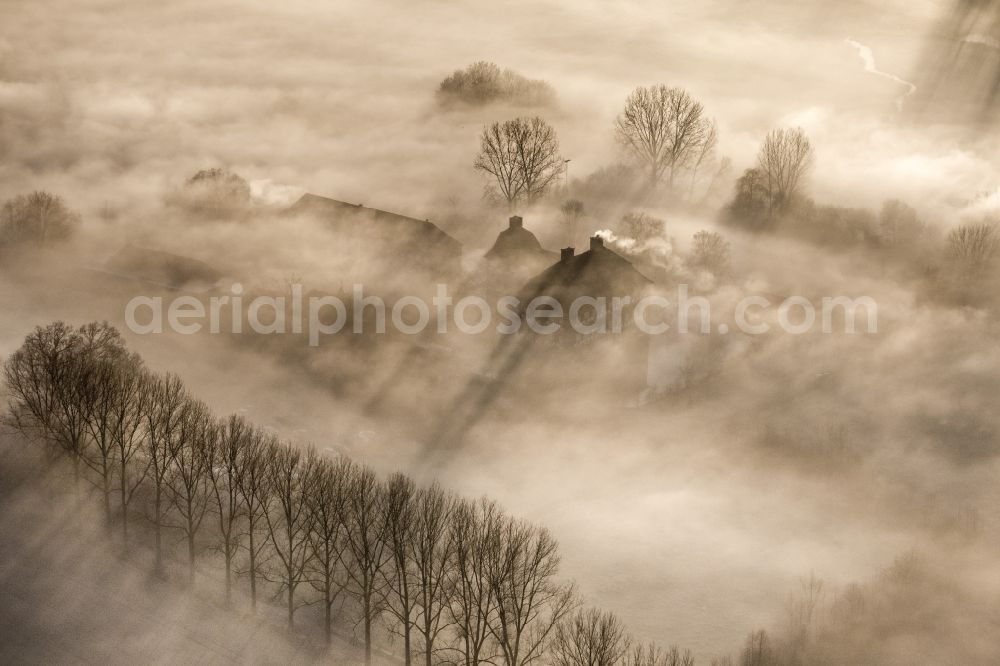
[
  {"x1": 728, "y1": 168, "x2": 771, "y2": 227},
  {"x1": 411, "y1": 483, "x2": 456, "y2": 666},
  {"x1": 620, "y1": 212, "x2": 665, "y2": 242},
  {"x1": 76, "y1": 324, "x2": 131, "y2": 531},
  {"x1": 878, "y1": 199, "x2": 923, "y2": 249},
  {"x1": 3, "y1": 325, "x2": 66, "y2": 448},
  {"x1": 550, "y1": 608, "x2": 629, "y2": 666},
  {"x1": 475, "y1": 117, "x2": 563, "y2": 207},
  {"x1": 784, "y1": 572, "x2": 824, "y2": 659},
  {"x1": 142, "y1": 372, "x2": 187, "y2": 575},
  {"x1": 437, "y1": 61, "x2": 556, "y2": 108},
  {"x1": 449, "y1": 497, "x2": 503, "y2": 666},
  {"x1": 625, "y1": 644, "x2": 695, "y2": 666},
  {"x1": 383, "y1": 473, "x2": 419, "y2": 665},
  {"x1": 487, "y1": 519, "x2": 576, "y2": 666},
  {"x1": 264, "y1": 443, "x2": 317, "y2": 630},
  {"x1": 672, "y1": 648, "x2": 695, "y2": 666},
  {"x1": 306, "y1": 455, "x2": 351, "y2": 644},
  {"x1": 0, "y1": 191, "x2": 79, "y2": 247},
  {"x1": 947, "y1": 222, "x2": 998, "y2": 274},
  {"x1": 7, "y1": 322, "x2": 128, "y2": 510},
  {"x1": 0, "y1": 320, "x2": 722, "y2": 666},
  {"x1": 109, "y1": 358, "x2": 150, "y2": 547},
  {"x1": 342, "y1": 465, "x2": 391, "y2": 665},
  {"x1": 513, "y1": 117, "x2": 563, "y2": 203},
  {"x1": 740, "y1": 630, "x2": 774, "y2": 666},
  {"x1": 10, "y1": 322, "x2": 729, "y2": 666},
  {"x1": 688, "y1": 119, "x2": 719, "y2": 199},
  {"x1": 475, "y1": 121, "x2": 523, "y2": 207},
  {"x1": 440, "y1": 61, "x2": 506, "y2": 105},
  {"x1": 237, "y1": 426, "x2": 277, "y2": 612},
  {"x1": 80, "y1": 362, "x2": 115, "y2": 529},
  {"x1": 165, "y1": 398, "x2": 215, "y2": 584},
  {"x1": 3, "y1": 323, "x2": 90, "y2": 496},
  {"x1": 756, "y1": 127, "x2": 813, "y2": 213},
  {"x1": 615, "y1": 85, "x2": 714, "y2": 191},
  {"x1": 688, "y1": 230, "x2": 731, "y2": 275},
  {"x1": 175, "y1": 168, "x2": 251, "y2": 213},
  {"x1": 206, "y1": 414, "x2": 251, "y2": 605}
]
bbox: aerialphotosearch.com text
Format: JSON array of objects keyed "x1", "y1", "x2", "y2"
[{"x1": 124, "y1": 283, "x2": 878, "y2": 346}]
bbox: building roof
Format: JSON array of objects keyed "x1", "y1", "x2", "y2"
[
  {"x1": 484, "y1": 215, "x2": 557, "y2": 261},
  {"x1": 518, "y1": 235, "x2": 651, "y2": 303},
  {"x1": 286, "y1": 193, "x2": 461, "y2": 254}
]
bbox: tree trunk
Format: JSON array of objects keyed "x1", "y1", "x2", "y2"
[
  {"x1": 324, "y1": 579, "x2": 333, "y2": 644},
  {"x1": 153, "y1": 487, "x2": 163, "y2": 576},
  {"x1": 401, "y1": 584, "x2": 412, "y2": 666},
  {"x1": 102, "y1": 467, "x2": 112, "y2": 534},
  {"x1": 286, "y1": 534, "x2": 295, "y2": 630},
  {"x1": 119, "y1": 463, "x2": 129, "y2": 548},
  {"x1": 224, "y1": 548, "x2": 232, "y2": 606},
  {"x1": 364, "y1": 589, "x2": 373, "y2": 665},
  {"x1": 425, "y1": 617, "x2": 434, "y2": 666},
  {"x1": 73, "y1": 456, "x2": 81, "y2": 503},
  {"x1": 364, "y1": 616, "x2": 372, "y2": 665},
  {"x1": 248, "y1": 527, "x2": 258, "y2": 611},
  {"x1": 187, "y1": 517, "x2": 196, "y2": 585}
]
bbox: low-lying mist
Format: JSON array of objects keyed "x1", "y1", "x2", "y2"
[{"x1": 3, "y1": 0, "x2": 1000, "y2": 663}]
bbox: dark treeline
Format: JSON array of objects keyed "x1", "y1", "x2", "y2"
[
  {"x1": 437, "y1": 61, "x2": 557, "y2": 109},
  {"x1": 2, "y1": 320, "x2": 703, "y2": 666}
]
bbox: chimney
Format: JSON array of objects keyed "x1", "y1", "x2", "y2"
[
  {"x1": 590, "y1": 235, "x2": 604, "y2": 251},
  {"x1": 560, "y1": 247, "x2": 575, "y2": 262},
  {"x1": 509, "y1": 215, "x2": 523, "y2": 229}
]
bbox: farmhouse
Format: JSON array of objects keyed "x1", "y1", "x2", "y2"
[{"x1": 285, "y1": 193, "x2": 463, "y2": 282}]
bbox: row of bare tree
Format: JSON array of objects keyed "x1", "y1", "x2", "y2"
[{"x1": 3, "y1": 321, "x2": 695, "y2": 666}]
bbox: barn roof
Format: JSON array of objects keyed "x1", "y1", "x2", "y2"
[{"x1": 286, "y1": 193, "x2": 461, "y2": 252}]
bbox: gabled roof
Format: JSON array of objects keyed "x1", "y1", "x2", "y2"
[
  {"x1": 485, "y1": 225, "x2": 556, "y2": 260},
  {"x1": 519, "y1": 237, "x2": 651, "y2": 302},
  {"x1": 286, "y1": 193, "x2": 461, "y2": 253}
]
